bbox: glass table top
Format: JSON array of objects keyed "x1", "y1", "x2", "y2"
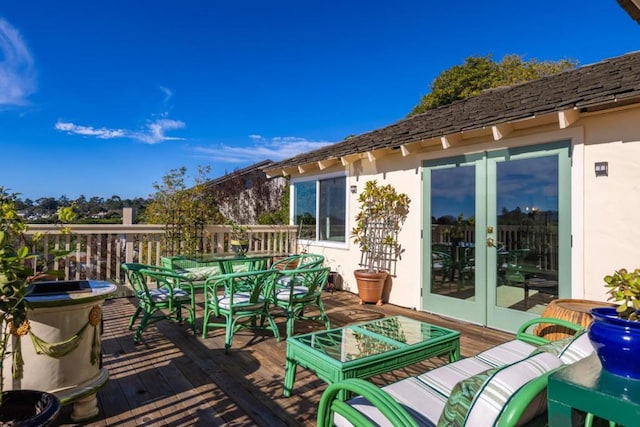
[{"x1": 291, "y1": 316, "x2": 458, "y2": 362}]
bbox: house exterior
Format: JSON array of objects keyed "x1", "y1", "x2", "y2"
[
  {"x1": 207, "y1": 160, "x2": 287, "y2": 224},
  {"x1": 265, "y1": 51, "x2": 640, "y2": 333},
  {"x1": 618, "y1": 0, "x2": 640, "y2": 23}
]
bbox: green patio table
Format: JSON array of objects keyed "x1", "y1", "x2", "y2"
[
  {"x1": 283, "y1": 315, "x2": 460, "y2": 397},
  {"x1": 548, "y1": 353, "x2": 640, "y2": 426},
  {"x1": 163, "y1": 253, "x2": 284, "y2": 275}
]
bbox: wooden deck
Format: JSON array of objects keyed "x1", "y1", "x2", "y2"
[{"x1": 52, "y1": 289, "x2": 514, "y2": 427}]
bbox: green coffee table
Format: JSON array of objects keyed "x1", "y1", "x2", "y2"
[{"x1": 283, "y1": 315, "x2": 460, "y2": 397}]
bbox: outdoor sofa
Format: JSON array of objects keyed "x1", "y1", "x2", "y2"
[{"x1": 317, "y1": 317, "x2": 592, "y2": 427}]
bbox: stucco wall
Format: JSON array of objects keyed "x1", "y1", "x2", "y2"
[
  {"x1": 581, "y1": 107, "x2": 640, "y2": 301},
  {"x1": 302, "y1": 105, "x2": 640, "y2": 312}
]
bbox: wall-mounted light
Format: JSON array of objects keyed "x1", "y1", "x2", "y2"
[
  {"x1": 350, "y1": 185, "x2": 357, "y2": 194},
  {"x1": 595, "y1": 161, "x2": 608, "y2": 177}
]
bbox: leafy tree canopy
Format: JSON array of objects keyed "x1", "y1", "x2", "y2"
[{"x1": 408, "y1": 54, "x2": 577, "y2": 116}]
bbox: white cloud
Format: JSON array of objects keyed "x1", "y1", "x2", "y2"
[
  {"x1": 0, "y1": 19, "x2": 36, "y2": 107},
  {"x1": 133, "y1": 119, "x2": 185, "y2": 144},
  {"x1": 192, "y1": 135, "x2": 333, "y2": 164},
  {"x1": 55, "y1": 121, "x2": 126, "y2": 139},
  {"x1": 55, "y1": 118, "x2": 185, "y2": 144}
]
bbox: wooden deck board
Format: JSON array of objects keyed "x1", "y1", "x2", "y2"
[{"x1": 52, "y1": 290, "x2": 514, "y2": 426}]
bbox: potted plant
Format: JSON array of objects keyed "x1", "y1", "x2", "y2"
[
  {"x1": 228, "y1": 221, "x2": 251, "y2": 256},
  {"x1": 0, "y1": 188, "x2": 74, "y2": 424},
  {"x1": 588, "y1": 268, "x2": 640, "y2": 379},
  {"x1": 351, "y1": 180, "x2": 410, "y2": 305}
]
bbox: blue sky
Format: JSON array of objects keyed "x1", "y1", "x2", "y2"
[{"x1": 1, "y1": 1, "x2": 638, "y2": 201}]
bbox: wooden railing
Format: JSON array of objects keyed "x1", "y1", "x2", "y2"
[
  {"x1": 432, "y1": 224, "x2": 559, "y2": 271},
  {"x1": 24, "y1": 223, "x2": 298, "y2": 283}
]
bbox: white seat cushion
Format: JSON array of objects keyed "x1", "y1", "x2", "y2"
[
  {"x1": 335, "y1": 377, "x2": 443, "y2": 427},
  {"x1": 274, "y1": 286, "x2": 309, "y2": 301},
  {"x1": 215, "y1": 294, "x2": 265, "y2": 310},
  {"x1": 143, "y1": 287, "x2": 190, "y2": 303},
  {"x1": 474, "y1": 339, "x2": 537, "y2": 367}
]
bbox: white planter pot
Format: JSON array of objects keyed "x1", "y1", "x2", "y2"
[{"x1": 3, "y1": 280, "x2": 117, "y2": 422}]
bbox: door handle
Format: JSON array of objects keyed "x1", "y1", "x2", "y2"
[{"x1": 487, "y1": 238, "x2": 496, "y2": 248}]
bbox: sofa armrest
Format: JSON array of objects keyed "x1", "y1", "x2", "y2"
[
  {"x1": 516, "y1": 317, "x2": 583, "y2": 346},
  {"x1": 317, "y1": 378, "x2": 418, "y2": 427}
]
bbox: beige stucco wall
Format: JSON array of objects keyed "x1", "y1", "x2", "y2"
[
  {"x1": 580, "y1": 107, "x2": 640, "y2": 301},
  {"x1": 300, "y1": 104, "x2": 640, "y2": 314}
]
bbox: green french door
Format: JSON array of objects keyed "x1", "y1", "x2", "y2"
[{"x1": 422, "y1": 142, "x2": 571, "y2": 332}]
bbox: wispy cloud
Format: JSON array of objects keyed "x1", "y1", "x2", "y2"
[
  {"x1": 0, "y1": 19, "x2": 36, "y2": 107},
  {"x1": 159, "y1": 85, "x2": 173, "y2": 103},
  {"x1": 133, "y1": 118, "x2": 185, "y2": 144},
  {"x1": 54, "y1": 121, "x2": 126, "y2": 139},
  {"x1": 55, "y1": 117, "x2": 185, "y2": 144},
  {"x1": 192, "y1": 135, "x2": 333, "y2": 163}
]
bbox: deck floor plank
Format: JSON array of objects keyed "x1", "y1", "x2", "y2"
[{"x1": 52, "y1": 289, "x2": 514, "y2": 426}]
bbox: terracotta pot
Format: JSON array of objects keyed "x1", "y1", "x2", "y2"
[{"x1": 354, "y1": 269, "x2": 388, "y2": 306}]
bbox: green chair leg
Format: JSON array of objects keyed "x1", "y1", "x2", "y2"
[{"x1": 128, "y1": 306, "x2": 142, "y2": 330}]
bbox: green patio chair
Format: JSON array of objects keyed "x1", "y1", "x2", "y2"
[
  {"x1": 297, "y1": 253, "x2": 325, "y2": 268},
  {"x1": 431, "y1": 250, "x2": 453, "y2": 287},
  {"x1": 202, "y1": 269, "x2": 280, "y2": 353},
  {"x1": 271, "y1": 266, "x2": 331, "y2": 337},
  {"x1": 121, "y1": 263, "x2": 196, "y2": 344}
]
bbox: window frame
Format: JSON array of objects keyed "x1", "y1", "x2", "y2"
[{"x1": 290, "y1": 172, "x2": 349, "y2": 249}]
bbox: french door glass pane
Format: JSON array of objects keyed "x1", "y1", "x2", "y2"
[
  {"x1": 495, "y1": 156, "x2": 559, "y2": 313},
  {"x1": 430, "y1": 166, "x2": 476, "y2": 299}
]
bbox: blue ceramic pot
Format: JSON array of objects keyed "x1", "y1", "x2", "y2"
[{"x1": 588, "y1": 307, "x2": 640, "y2": 380}]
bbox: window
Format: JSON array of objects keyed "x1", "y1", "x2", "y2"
[{"x1": 293, "y1": 176, "x2": 346, "y2": 243}]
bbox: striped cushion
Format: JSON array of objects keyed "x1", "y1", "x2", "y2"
[
  {"x1": 215, "y1": 294, "x2": 265, "y2": 310},
  {"x1": 530, "y1": 329, "x2": 593, "y2": 364},
  {"x1": 474, "y1": 339, "x2": 537, "y2": 367},
  {"x1": 557, "y1": 330, "x2": 594, "y2": 364},
  {"x1": 437, "y1": 367, "x2": 499, "y2": 427},
  {"x1": 142, "y1": 288, "x2": 190, "y2": 303},
  {"x1": 335, "y1": 377, "x2": 443, "y2": 427},
  {"x1": 462, "y1": 352, "x2": 562, "y2": 426},
  {"x1": 274, "y1": 286, "x2": 309, "y2": 301},
  {"x1": 417, "y1": 357, "x2": 495, "y2": 397}
]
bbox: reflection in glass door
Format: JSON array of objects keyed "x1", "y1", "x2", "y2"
[
  {"x1": 423, "y1": 155, "x2": 485, "y2": 325},
  {"x1": 486, "y1": 145, "x2": 570, "y2": 330},
  {"x1": 494, "y1": 156, "x2": 559, "y2": 313},
  {"x1": 430, "y1": 166, "x2": 477, "y2": 300}
]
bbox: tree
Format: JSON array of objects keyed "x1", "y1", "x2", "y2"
[
  {"x1": 145, "y1": 166, "x2": 223, "y2": 255},
  {"x1": 408, "y1": 54, "x2": 577, "y2": 116}
]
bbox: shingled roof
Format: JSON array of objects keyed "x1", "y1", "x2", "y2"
[
  {"x1": 266, "y1": 51, "x2": 640, "y2": 174},
  {"x1": 618, "y1": 0, "x2": 640, "y2": 24}
]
